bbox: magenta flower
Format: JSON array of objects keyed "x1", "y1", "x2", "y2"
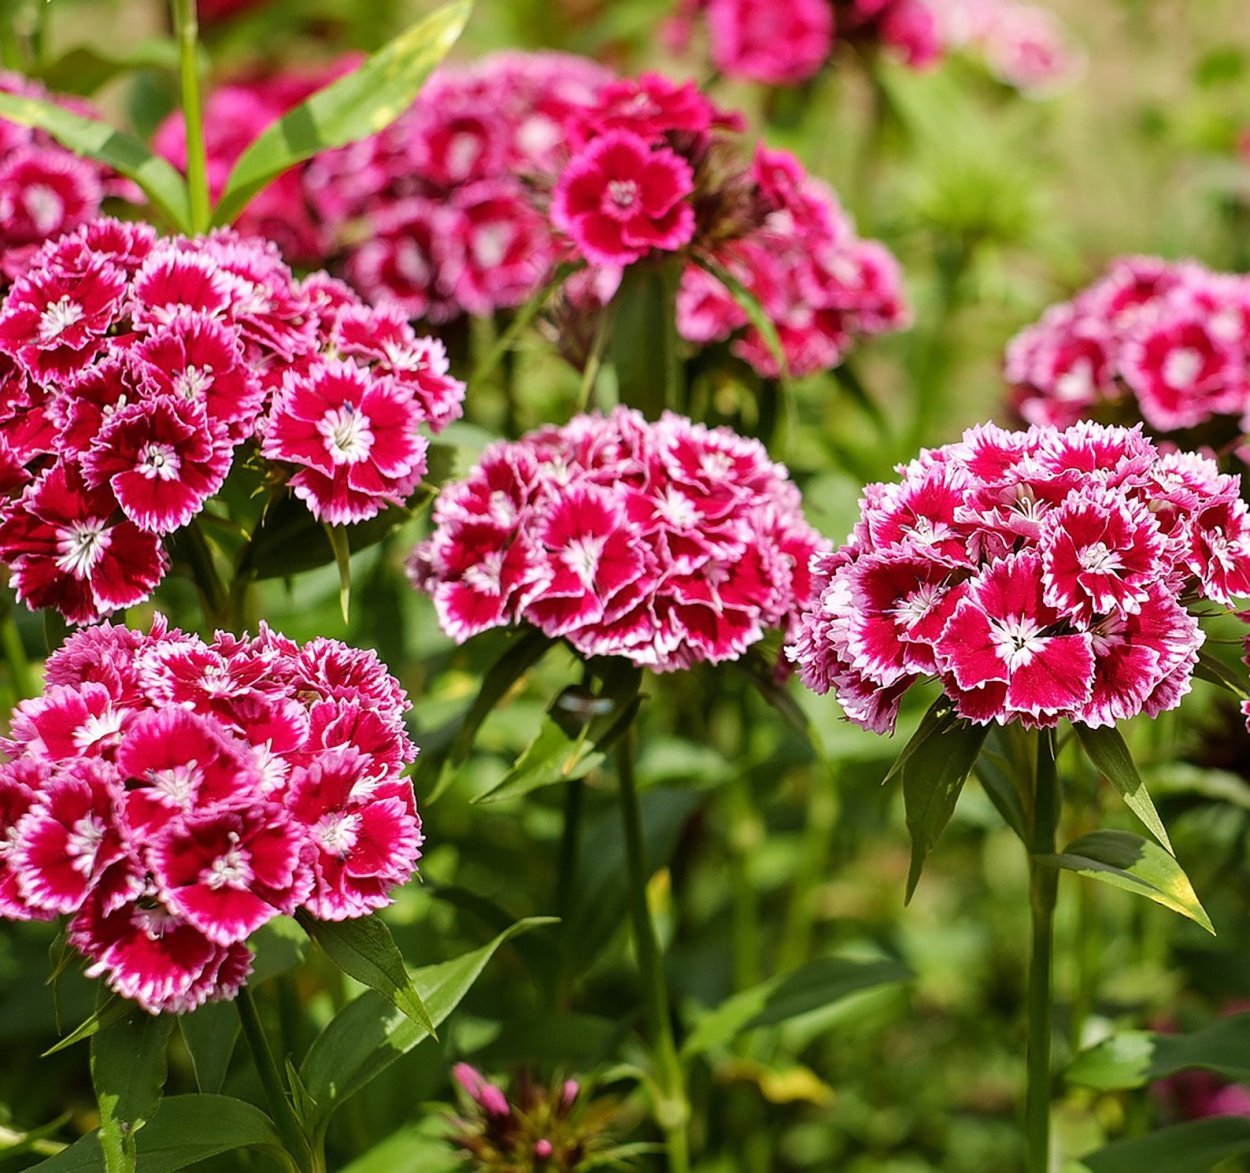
[
  {"x1": 411, "y1": 407, "x2": 825, "y2": 671},
  {"x1": 551, "y1": 131, "x2": 695, "y2": 267},
  {"x1": 261, "y1": 358, "x2": 431, "y2": 525},
  {"x1": 0, "y1": 620, "x2": 421, "y2": 1013},
  {"x1": 789, "y1": 422, "x2": 1250, "y2": 732},
  {"x1": 706, "y1": 0, "x2": 835, "y2": 84},
  {"x1": 0, "y1": 218, "x2": 462, "y2": 623}
]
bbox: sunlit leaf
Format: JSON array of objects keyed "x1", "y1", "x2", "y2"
[
  {"x1": 0, "y1": 93, "x2": 191, "y2": 231},
  {"x1": 1067, "y1": 1013, "x2": 1250, "y2": 1090},
  {"x1": 1073, "y1": 1117, "x2": 1250, "y2": 1173},
  {"x1": 295, "y1": 913, "x2": 435, "y2": 1038},
  {"x1": 1073, "y1": 723, "x2": 1172, "y2": 853},
  {"x1": 213, "y1": 0, "x2": 472, "y2": 226},
  {"x1": 300, "y1": 918, "x2": 553, "y2": 1128},
  {"x1": 33, "y1": 1095, "x2": 286, "y2": 1172},
  {"x1": 90, "y1": 1005, "x2": 174, "y2": 1172},
  {"x1": 1037, "y1": 829, "x2": 1214, "y2": 933},
  {"x1": 682, "y1": 955, "x2": 911, "y2": 1059}
]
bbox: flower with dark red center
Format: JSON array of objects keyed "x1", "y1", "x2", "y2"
[{"x1": 551, "y1": 130, "x2": 695, "y2": 267}]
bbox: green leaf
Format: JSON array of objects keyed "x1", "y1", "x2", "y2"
[
  {"x1": 1073, "y1": 723, "x2": 1172, "y2": 852},
  {"x1": 417, "y1": 628, "x2": 554, "y2": 803},
  {"x1": 883, "y1": 695, "x2": 957, "y2": 786},
  {"x1": 610, "y1": 260, "x2": 682, "y2": 419},
  {"x1": 339, "y1": 1121, "x2": 464, "y2": 1173},
  {"x1": 900, "y1": 714, "x2": 990, "y2": 901},
  {"x1": 1067, "y1": 1012, "x2": 1250, "y2": 1090},
  {"x1": 213, "y1": 0, "x2": 472, "y2": 226},
  {"x1": 682, "y1": 956, "x2": 912, "y2": 1059},
  {"x1": 178, "y1": 1002, "x2": 239, "y2": 1095},
  {"x1": 295, "y1": 912, "x2": 435, "y2": 1039},
  {"x1": 247, "y1": 916, "x2": 310, "y2": 986},
  {"x1": 43, "y1": 995, "x2": 128, "y2": 1057},
  {"x1": 473, "y1": 671, "x2": 642, "y2": 804},
  {"x1": 326, "y1": 524, "x2": 352, "y2": 624},
  {"x1": 1193, "y1": 646, "x2": 1250, "y2": 699},
  {"x1": 1037, "y1": 829, "x2": 1214, "y2": 933},
  {"x1": 32, "y1": 1095, "x2": 286, "y2": 1173},
  {"x1": 33, "y1": 40, "x2": 181, "y2": 95},
  {"x1": 89, "y1": 1006, "x2": 174, "y2": 1172},
  {"x1": 1073, "y1": 1117, "x2": 1250, "y2": 1173},
  {"x1": 973, "y1": 734, "x2": 1028, "y2": 842},
  {"x1": 300, "y1": 918, "x2": 553, "y2": 1127},
  {"x1": 0, "y1": 93, "x2": 191, "y2": 231},
  {"x1": 469, "y1": 261, "x2": 583, "y2": 388}
]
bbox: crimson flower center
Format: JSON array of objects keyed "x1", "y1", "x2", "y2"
[
  {"x1": 174, "y1": 365, "x2": 214, "y2": 399},
  {"x1": 203, "y1": 835, "x2": 252, "y2": 891},
  {"x1": 138, "y1": 442, "x2": 181, "y2": 481}
]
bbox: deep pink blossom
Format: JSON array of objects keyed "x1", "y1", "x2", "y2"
[
  {"x1": 706, "y1": 0, "x2": 834, "y2": 84},
  {"x1": 789, "y1": 422, "x2": 1250, "y2": 732},
  {"x1": 412, "y1": 407, "x2": 825, "y2": 671},
  {"x1": 0, "y1": 621, "x2": 422, "y2": 1013},
  {"x1": 551, "y1": 131, "x2": 695, "y2": 267}
]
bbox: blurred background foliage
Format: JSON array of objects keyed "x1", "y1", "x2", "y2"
[{"x1": 5, "y1": 0, "x2": 1250, "y2": 1170}]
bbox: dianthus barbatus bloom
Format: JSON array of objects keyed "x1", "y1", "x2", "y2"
[
  {"x1": 409, "y1": 406, "x2": 826, "y2": 672},
  {"x1": 0, "y1": 218, "x2": 464, "y2": 623},
  {"x1": 787, "y1": 421, "x2": 1250, "y2": 733},
  {"x1": 1006, "y1": 256, "x2": 1250, "y2": 443},
  {"x1": 0, "y1": 618, "x2": 422, "y2": 1013}
]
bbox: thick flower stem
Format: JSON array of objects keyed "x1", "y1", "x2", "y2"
[
  {"x1": 1025, "y1": 729, "x2": 1060, "y2": 1173},
  {"x1": 237, "y1": 987, "x2": 323, "y2": 1173},
  {"x1": 170, "y1": 0, "x2": 211, "y2": 234},
  {"x1": 616, "y1": 730, "x2": 691, "y2": 1173}
]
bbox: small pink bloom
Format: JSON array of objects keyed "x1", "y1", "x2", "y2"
[
  {"x1": 706, "y1": 0, "x2": 834, "y2": 84},
  {"x1": 551, "y1": 131, "x2": 695, "y2": 267},
  {"x1": 262, "y1": 358, "x2": 431, "y2": 524}
]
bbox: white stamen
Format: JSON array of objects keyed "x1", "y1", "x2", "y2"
[
  {"x1": 989, "y1": 615, "x2": 1048, "y2": 670},
  {"x1": 55, "y1": 521, "x2": 109, "y2": 579},
  {"x1": 66, "y1": 813, "x2": 107, "y2": 876},
  {"x1": 1163, "y1": 346, "x2": 1204, "y2": 388},
  {"x1": 318, "y1": 404, "x2": 374, "y2": 465},
  {"x1": 137, "y1": 442, "x2": 181, "y2": 481},
  {"x1": 314, "y1": 811, "x2": 362, "y2": 857},
  {"x1": 38, "y1": 296, "x2": 84, "y2": 342},
  {"x1": 561, "y1": 535, "x2": 604, "y2": 588}
]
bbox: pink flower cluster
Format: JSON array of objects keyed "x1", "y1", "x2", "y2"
[
  {"x1": 410, "y1": 406, "x2": 826, "y2": 672},
  {"x1": 676, "y1": 146, "x2": 910, "y2": 377},
  {"x1": 305, "y1": 51, "x2": 611, "y2": 322},
  {"x1": 934, "y1": 0, "x2": 1083, "y2": 95},
  {"x1": 0, "y1": 618, "x2": 421, "y2": 1013},
  {"x1": 1007, "y1": 256, "x2": 1250, "y2": 440},
  {"x1": 788, "y1": 421, "x2": 1250, "y2": 733},
  {"x1": 0, "y1": 73, "x2": 136, "y2": 281},
  {"x1": 295, "y1": 51, "x2": 907, "y2": 379},
  {"x1": 0, "y1": 217, "x2": 463, "y2": 623},
  {"x1": 666, "y1": 0, "x2": 941, "y2": 87}
]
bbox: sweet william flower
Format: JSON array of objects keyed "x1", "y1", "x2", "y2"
[
  {"x1": 706, "y1": 0, "x2": 835, "y2": 84},
  {"x1": 550, "y1": 130, "x2": 696, "y2": 267}
]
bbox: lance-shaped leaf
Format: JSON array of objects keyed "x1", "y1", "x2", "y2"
[
  {"x1": 295, "y1": 912, "x2": 435, "y2": 1038},
  {"x1": 899, "y1": 711, "x2": 990, "y2": 902},
  {"x1": 693, "y1": 254, "x2": 789, "y2": 383},
  {"x1": 178, "y1": 1002, "x2": 239, "y2": 1095},
  {"x1": 89, "y1": 1005, "x2": 175, "y2": 1172},
  {"x1": 1036, "y1": 829, "x2": 1213, "y2": 933},
  {"x1": 473, "y1": 669, "x2": 643, "y2": 804},
  {"x1": 1073, "y1": 1117, "x2": 1250, "y2": 1173},
  {"x1": 213, "y1": 0, "x2": 472, "y2": 226},
  {"x1": 610, "y1": 260, "x2": 682, "y2": 419},
  {"x1": 1067, "y1": 1012, "x2": 1250, "y2": 1090},
  {"x1": 470, "y1": 261, "x2": 583, "y2": 388},
  {"x1": 682, "y1": 955, "x2": 911, "y2": 1059},
  {"x1": 416, "y1": 628, "x2": 554, "y2": 803},
  {"x1": 1193, "y1": 646, "x2": 1250, "y2": 699},
  {"x1": 43, "y1": 994, "x2": 127, "y2": 1056},
  {"x1": 33, "y1": 40, "x2": 181, "y2": 96},
  {"x1": 33, "y1": 1094, "x2": 286, "y2": 1173},
  {"x1": 0, "y1": 93, "x2": 191, "y2": 231},
  {"x1": 1073, "y1": 723, "x2": 1172, "y2": 853},
  {"x1": 300, "y1": 918, "x2": 553, "y2": 1128}
]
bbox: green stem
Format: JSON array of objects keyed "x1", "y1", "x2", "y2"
[
  {"x1": 237, "y1": 988, "x2": 321, "y2": 1173},
  {"x1": 616, "y1": 729, "x2": 690, "y2": 1173},
  {"x1": 181, "y1": 520, "x2": 229, "y2": 627},
  {"x1": 0, "y1": 1, "x2": 21, "y2": 69},
  {"x1": 171, "y1": 0, "x2": 211, "y2": 233},
  {"x1": 1025, "y1": 729, "x2": 1060, "y2": 1173},
  {"x1": 0, "y1": 602, "x2": 35, "y2": 701}
]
